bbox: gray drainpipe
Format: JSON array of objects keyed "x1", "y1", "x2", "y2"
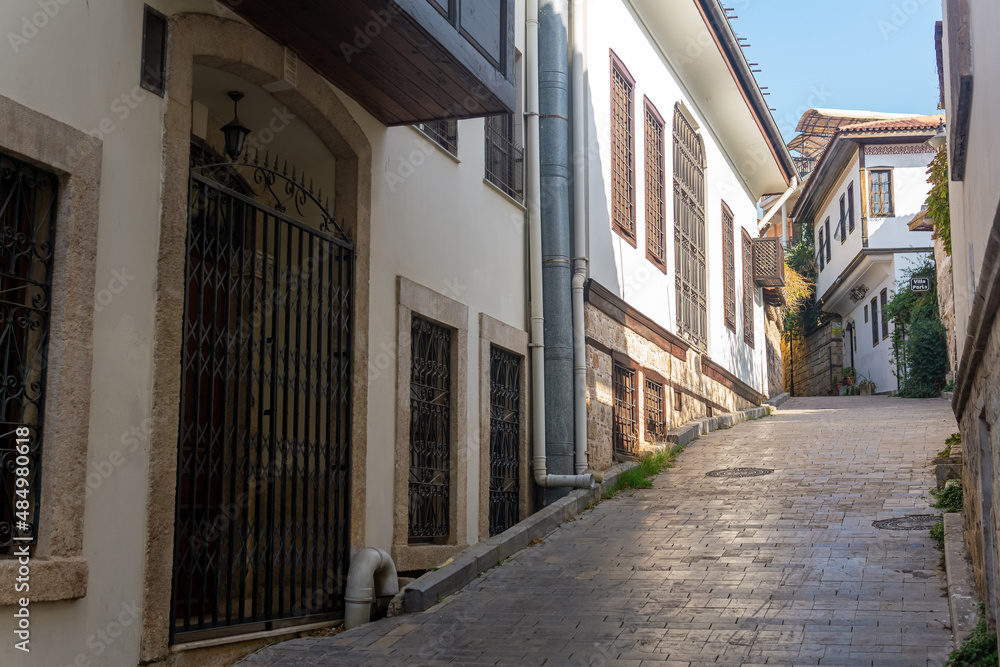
[{"x1": 538, "y1": 0, "x2": 574, "y2": 505}]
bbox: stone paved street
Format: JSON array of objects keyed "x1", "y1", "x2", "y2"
[{"x1": 240, "y1": 397, "x2": 957, "y2": 666}]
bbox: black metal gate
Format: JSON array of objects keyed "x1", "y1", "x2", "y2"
[
  {"x1": 488, "y1": 346, "x2": 520, "y2": 536},
  {"x1": 171, "y1": 150, "x2": 354, "y2": 641}
]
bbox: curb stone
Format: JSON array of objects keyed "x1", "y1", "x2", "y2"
[
  {"x1": 944, "y1": 511, "x2": 978, "y2": 647},
  {"x1": 397, "y1": 403, "x2": 773, "y2": 615}
]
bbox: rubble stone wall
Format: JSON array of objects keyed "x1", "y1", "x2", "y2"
[{"x1": 782, "y1": 323, "x2": 843, "y2": 396}]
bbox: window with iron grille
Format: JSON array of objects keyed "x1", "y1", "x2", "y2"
[
  {"x1": 488, "y1": 346, "x2": 520, "y2": 537},
  {"x1": 818, "y1": 227, "x2": 825, "y2": 271},
  {"x1": 880, "y1": 288, "x2": 889, "y2": 340},
  {"x1": 612, "y1": 362, "x2": 638, "y2": 457},
  {"x1": 847, "y1": 182, "x2": 856, "y2": 233},
  {"x1": 870, "y1": 297, "x2": 879, "y2": 346},
  {"x1": 644, "y1": 99, "x2": 665, "y2": 269},
  {"x1": 672, "y1": 104, "x2": 707, "y2": 348},
  {"x1": 611, "y1": 52, "x2": 635, "y2": 244},
  {"x1": 742, "y1": 229, "x2": 754, "y2": 348},
  {"x1": 409, "y1": 316, "x2": 452, "y2": 542},
  {"x1": 644, "y1": 378, "x2": 665, "y2": 441},
  {"x1": 415, "y1": 119, "x2": 459, "y2": 156},
  {"x1": 485, "y1": 113, "x2": 524, "y2": 202},
  {"x1": 869, "y1": 169, "x2": 894, "y2": 216},
  {"x1": 839, "y1": 195, "x2": 847, "y2": 244},
  {"x1": 864, "y1": 304, "x2": 869, "y2": 323},
  {"x1": 824, "y1": 217, "x2": 831, "y2": 262},
  {"x1": 0, "y1": 152, "x2": 57, "y2": 552},
  {"x1": 722, "y1": 203, "x2": 736, "y2": 331}
]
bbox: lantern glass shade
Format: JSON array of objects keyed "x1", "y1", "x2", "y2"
[{"x1": 222, "y1": 91, "x2": 250, "y2": 159}]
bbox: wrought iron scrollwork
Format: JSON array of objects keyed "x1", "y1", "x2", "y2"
[
  {"x1": 0, "y1": 152, "x2": 57, "y2": 551},
  {"x1": 191, "y1": 143, "x2": 349, "y2": 243}
]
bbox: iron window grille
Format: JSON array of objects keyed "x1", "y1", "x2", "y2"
[
  {"x1": 612, "y1": 362, "x2": 638, "y2": 458},
  {"x1": 742, "y1": 230, "x2": 754, "y2": 348},
  {"x1": 870, "y1": 296, "x2": 879, "y2": 346},
  {"x1": 409, "y1": 316, "x2": 452, "y2": 542},
  {"x1": 611, "y1": 52, "x2": 636, "y2": 244},
  {"x1": 0, "y1": 152, "x2": 57, "y2": 552},
  {"x1": 722, "y1": 203, "x2": 736, "y2": 331},
  {"x1": 824, "y1": 217, "x2": 832, "y2": 261},
  {"x1": 847, "y1": 182, "x2": 856, "y2": 233},
  {"x1": 839, "y1": 195, "x2": 847, "y2": 244},
  {"x1": 869, "y1": 169, "x2": 894, "y2": 217},
  {"x1": 484, "y1": 114, "x2": 524, "y2": 203},
  {"x1": 817, "y1": 228, "x2": 825, "y2": 271},
  {"x1": 880, "y1": 288, "x2": 889, "y2": 340},
  {"x1": 415, "y1": 120, "x2": 459, "y2": 156},
  {"x1": 644, "y1": 378, "x2": 665, "y2": 441},
  {"x1": 644, "y1": 100, "x2": 666, "y2": 269},
  {"x1": 672, "y1": 105, "x2": 707, "y2": 349},
  {"x1": 488, "y1": 346, "x2": 520, "y2": 537}
]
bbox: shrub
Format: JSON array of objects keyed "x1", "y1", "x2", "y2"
[
  {"x1": 931, "y1": 480, "x2": 964, "y2": 514},
  {"x1": 945, "y1": 604, "x2": 998, "y2": 666},
  {"x1": 930, "y1": 520, "x2": 944, "y2": 549}
]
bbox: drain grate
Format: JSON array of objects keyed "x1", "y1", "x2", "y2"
[
  {"x1": 706, "y1": 467, "x2": 774, "y2": 478},
  {"x1": 872, "y1": 515, "x2": 941, "y2": 530}
]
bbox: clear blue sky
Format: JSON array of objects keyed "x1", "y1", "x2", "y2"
[{"x1": 729, "y1": 0, "x2": 943, "y2": 142}]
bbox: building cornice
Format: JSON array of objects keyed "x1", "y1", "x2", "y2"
[{"x1": 817, "y1": 247, "x2": 935, "y2": 307}]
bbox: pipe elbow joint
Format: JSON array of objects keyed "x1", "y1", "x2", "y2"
[{"x1": 344, "y1": 547, "x2": 399, "y2": 629}]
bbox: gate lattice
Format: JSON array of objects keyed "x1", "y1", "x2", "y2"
[{"x1": 171, "y1": 150, "x2": 354, "y2": 641}]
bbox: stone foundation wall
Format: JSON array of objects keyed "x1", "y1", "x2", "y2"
[
  {"x1": 960, "y1": 307, "x2": 1000, "y2": 627},
  {"x1": 585, "y1": 302, "x2": 760, "y2": 471},
  {"x1": 782, "y1": 323, "x2": 843, "y2": 396},
  {"x1": 935, "y1": 235, "x2": 958, "y2": 384},
  {"x1": 765, "y1": 305, "x2": 784, "y2": 397}
]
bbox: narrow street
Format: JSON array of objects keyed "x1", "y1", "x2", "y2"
[{"x1": 241, "y1": 397, "x2": 956, "y2": 667}]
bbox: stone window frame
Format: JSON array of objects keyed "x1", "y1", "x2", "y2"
[
  {"x1": 393, "y1": 277, "x2": 469, "y2": 571},
  {"x1": 477, "y1": 314, "x2": 530, "y2": 541},
  {"x1": 0, "y1": 95, "x2": 102, "y2": 604}
]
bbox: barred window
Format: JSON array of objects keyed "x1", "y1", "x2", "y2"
[
  {"x1": 839, "y1": 194, "x2": 847, "y2": 244},
  {"x1": 611, "y1": 52, "x2": 635, "y2": 243},
  {"x1": 0, "y1": 152, "x2": 58, "y2": 551},
  {"x1": 847, "y1": 182, "x2": 856, "y2": 233},
  {"x1": 880, "y1": 288, "x2": 889, "y2": 340},
  {"x1": 870, "y1": 296, "x2": 879, "y2": 346},
  {"x1": 742, "y1": 229, "x2": 754, "y2": 348},
  {"x1": 415, "y1": 119, "x2": 458, "y2": 156},
  {"x1": 485, "y1": 113, "x2": 524, "y2": 202},
  {"x1": 612, "y1": 362, "x2": 638, "y2": 458},
  {"x1": 722, "y1": 203, "x2": 736, "y2": 331},
  {"x1": 824, "y1": 217, "x2": 831, "y2": 262},
  {"x1": 673, "y1": 104, "x2": 707, "y2": 348},
  {"x1": 870, "y1": 169, "x2": 893, "y2": 217},
  {"x1": 644, "y1": 100, "x2": 665, "y2": 268},
  {"x1": 644, "y1": 378, "x2": 665, "y2": 441}
]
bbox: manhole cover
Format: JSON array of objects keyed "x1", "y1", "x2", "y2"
[
  {"x1": 706, "y1": 467, "x2": 773, "y2": 478},
  {"x1": 872, "y1": 515, "x2": 941, "y2": 530}
]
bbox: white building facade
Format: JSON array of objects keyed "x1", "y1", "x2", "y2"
[{"x1": 795, "y1": 117, "x2": 941, "y2": 393}]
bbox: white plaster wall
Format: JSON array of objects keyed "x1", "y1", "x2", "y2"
[
  {"x1": 942, "y1": 0, "x2": 1000, "y2": 358},
  {"x1": 864, "y1": 148, "x2": 935, "y2": 249},
  {"x1": 0, "y1": 2, "x2": 527, "y2": 665},
  {"x1": 814, "y1": 154, "x2": 863, "y2": 297},
  {"x1": 843, "y1": 271, "x2": 897, "y2": 394},
  {"x1": 583, "y1": 0, "x2": 766, "y2": 392}
]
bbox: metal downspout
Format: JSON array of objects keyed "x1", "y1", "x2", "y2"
[
  {"x1": 526, "y1": 0, "x2": 594, "y2": 492},
  {"x1": 570, "y1": 0, "x2": 588, "y2": 475}
]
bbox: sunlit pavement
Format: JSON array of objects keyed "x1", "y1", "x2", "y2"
[{"x1": 239, "y1": 396, "x2": 956, "y2": 666}]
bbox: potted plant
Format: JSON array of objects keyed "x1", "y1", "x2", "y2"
[
  {"x1": 841, "y1": 366, "x2": 856, "y2": 385},
  {"x1": 856, "y1": 372, "x2": 876, "y2": 396}
]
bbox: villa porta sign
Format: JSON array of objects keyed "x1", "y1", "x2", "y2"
[{"x1": 910, "y1": 276, "x2": 932, "y2": 292}]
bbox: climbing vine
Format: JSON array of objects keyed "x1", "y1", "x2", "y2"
[
  {"x1": 883, "y1": 259, "x2": 948, "y2": 397},
  {"x1": 926, "y1": 146, "x2": 951, "y2": 256}
]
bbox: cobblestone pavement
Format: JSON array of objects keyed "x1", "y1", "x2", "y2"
[{"x1": 239, "y1": 397, "x2": 956, "y2": 666}]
